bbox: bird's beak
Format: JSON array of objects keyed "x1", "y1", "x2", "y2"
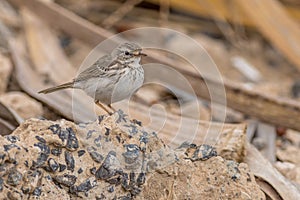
[{"x1": 132, "y1": 50, "x2": 147, "y2": 56}]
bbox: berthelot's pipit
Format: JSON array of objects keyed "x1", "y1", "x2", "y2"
[{"x1": 39, "y1": 42, "x2": 146, "y2": 114}]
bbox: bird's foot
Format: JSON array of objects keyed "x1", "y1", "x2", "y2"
[{"x1": 94, "y1": 101, "x2": 115, "y2": 115}]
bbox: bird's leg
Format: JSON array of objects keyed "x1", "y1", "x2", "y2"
[
  {"x1": 108, "y1": 104, "x2": 116, "y2": 113},
  {"x1": 95, "y1": 100, "x2": 113, "y2": 115}
]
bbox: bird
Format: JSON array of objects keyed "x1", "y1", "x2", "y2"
[{"x1": 38, "y1": 42, "x2": 146, "y2": 114}]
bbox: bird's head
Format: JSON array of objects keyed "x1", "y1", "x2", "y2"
[{"x1": 112, "y1": 42, "x2": 147, "y2": 64}]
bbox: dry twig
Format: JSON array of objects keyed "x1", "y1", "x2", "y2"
[{"x1": 102, "y1": 0, "x2": 144, "y2": 29}]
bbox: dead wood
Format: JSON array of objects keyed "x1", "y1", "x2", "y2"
[{"x1": 7, "y1": 0, "x2": 300, "y2": 131}]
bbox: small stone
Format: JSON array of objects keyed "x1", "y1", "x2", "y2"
[
  {"x1": 65, "y1": 151, "x2": 75, "y2": 171},
  {"x1": 48, "y1": 158, "x2": 59, "y2": 172},
  {"x1": 22, "y1": 169, "x2": 43, "y2": 194},
  {"x1": 118, "y1": 195, "x2": 132, "y2": 200},
  {"x1": 32, "y1": 187, "x2": 42, "y2": 196},
  {"x1": 7, "y1": 168, "x2": 22, "y2": 186},
  {"x1": 32, "y1": 152, "x2": 49, "y2": 168},
  {"x1": 51, "y1": 148, "x2": 62, "y2": 156},
  {"x1": 139, "y1": 133, "x2": 149, "y2": 144},
  {"x1": 66, "y1": 127, "x2": 79, "y2": 151},
  {"x1": 34, "y1": 142, "x2": 50, "y2": 154},
  {"x1": 122, "y1": 144, "x2": 140, "y2": 164},
  {"x1": 87, "y1": 146, "x2": 97, "y2": 152},
  {"x1": 107, "y1": 185, "x2": 114, "y2": 193},
  {"x1": 5, "y1": 135, "x2": 19, "y2": 143},
  {"x1": 3, "y1": 144, "x2": 20, "y2": 151},
  {"x1": 177, "y1": 141, "x2": 193, "y2": 149},
  {"x1": 0, "y1": 153, "x2": 5, "y2": 162},
  {"x1": 95, "y1": 151, "x2": 120, "y2": 180},
  {"x1": 105, "y1": 128, "x2": 110, "y2": 136},
  {"x1": 77, "y1": 168, "x2": 83, "y2": 174},
  {"x1": 137, "y1": 172, "x2": 146, "y2": 186},
  {"x1": 90, "y1": 167, "x2": 97, "y2": 175},
  {"x1": 227, "y1": 161, "x2": 241, "y2": 181},
  {"x1": 58, "y1": 129, "x2": 68, "y2": 143},
  {"x1": 131, "y1": 119, "x2": 142, "y2": 126},
  {"x1": 59, "y1": 164, "x2": 67, "y2": 172},
  {"x1": 107, "y1": 176, "x2": 122, "y2": 185},
  {"x1": 94, "y1": 135, "x2": 102, "y2": 147},
  {"x1": 86, "y1": 130, "x2": 96, "y2": 139},
  {"x1": 35, "y1": 135, "x2": 46, "y2": 143},
  {"x1": 69, "y1": 185, "x2": 78, "y2": 195},
  {"x1": 124, "y1": 124, "x2": 138, "y2": 135},
  {"x1": 49, "y1": 124, "x2": 60, "y2": 134},
  {"x1": 89, "y1": 151, "x2": 104, "y2": 163},
  {"x1": 129, "y1": 172, "x2": 135, "y2": 185},
  {"x1": 54, "y1": 174, "x2": 77, "y2": 187},
  {"x1": 77, "y1": 150, "x2": 86, "y2": 157},
  {"x1": 190, "y1": 144, "x2": 217, "y2": 161},
  {"x1": 121, "y1": 173, "x2": 129, "y2": 190},
  {"x1": 77, "y1": 179, "x2": 96, "y2": 192},
  {"x1": 21, "y1": 185, "x2": 30, "y2": 194}
]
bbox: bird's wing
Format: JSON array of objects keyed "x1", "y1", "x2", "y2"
[{"x1": 74, "y1": 55, "x2": 119, "y2": 82}]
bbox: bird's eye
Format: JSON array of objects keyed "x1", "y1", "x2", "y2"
[{"x1": 125, "y1": 51, "x2": 130, "y2": 55}]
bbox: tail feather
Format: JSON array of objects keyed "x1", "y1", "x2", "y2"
[{"x1": 38, "y1": 82, "x2": 74, "y2": 94}]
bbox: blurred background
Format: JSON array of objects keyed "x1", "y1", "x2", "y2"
[{"x1": 1, "y1": 0, "x2": 300, "y2": 198}]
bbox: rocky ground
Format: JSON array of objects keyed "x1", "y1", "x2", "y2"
[{"x1": 0, "y1": 111, "x2": 264, "y2": 199}]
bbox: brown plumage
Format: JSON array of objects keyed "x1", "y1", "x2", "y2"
[{"x1": 38, "y1": 42, "x2": 146, "y2": 114}]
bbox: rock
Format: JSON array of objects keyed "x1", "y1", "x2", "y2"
[
  {"x1": 275, "y1": 161, "x2": 300, "y2": 185},
  {"x1": 276, "y1": 129, "x2": 300, "y2": 167},
  {"x1": 0, "y1": 54, "x2": 13, "y2": 94},
  {"x1": 277, "y1": 141, "x2": 300, "y2": 165},
  {"x1": 216, "y1": 124, "x2": 246, "y2": 162},
  {"x1": 141, "y1": 157, "x2": 264, "y2": 200},
  {"x1": 0, "y1": 111, "x2": 265, "y2": 199},
  {"x1": 283, "y1": 129, "x2": 300, "y2": 147},
  {"x1": 0, "y1": 91, "x2": 43, "y2": 119}
]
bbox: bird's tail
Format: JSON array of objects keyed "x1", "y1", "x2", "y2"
[{"x1": 38, "y1": 82, "x2": 74, "y2": 94}]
